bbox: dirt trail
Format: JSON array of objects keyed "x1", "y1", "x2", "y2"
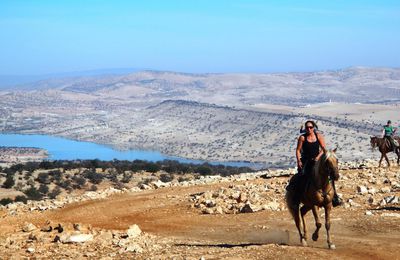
[{"x1": 2, "y1": 177, "x2": 399, "y2": 259}]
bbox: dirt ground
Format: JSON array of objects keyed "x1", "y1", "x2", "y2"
[{"x1": 1, "y1": 168, "x2": 399, "y2": 260}]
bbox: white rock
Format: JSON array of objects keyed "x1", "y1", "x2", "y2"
[
  {"x1": 6, "y1": 204, "x2": 18, "y2": 210},
  {"x1": 392, "y1": 181, "x2": 400, "y2": 189},
  {"x1": 139, "y1": 184, "x2": 151, "y2": 190},
  {"x1": 26, "y1": 247, "x2": 35, "y2": 253},
  {"x1": 263, "y1": 201, "x2": 280, "y2": 211},
  {"x1": 22, "y1": 223, "x2": 37, "y2": 232},
  {"x1": 348, "y1": 199, "x2": 361, "y2": 207},
  {"x1": 152, "y1": 180, "x2": 170, "y2": 189},
  {"x1": 125, "y1": 244, "x2": 143, "y2": 253},
  {"x1": 365, "y1": 211, "x2": 373, "y2": 216},
  {"x1": 381, "y1": 187, "x2": 391, "y2": 193},
  {"x1": 215, "y1": 206, "x2": 224, "y2": 214},
  {"x1": 202, "y1": 208, "x2": 214, "y2": 214},
  {"x1": 65, "y1": 234, "x2": 94, "y2": 243},
  {"x1": 357, "y1": 185, "x2": 368, "y2": 194},
  {"x1": 127, "y1": 224, "x2": 142, "y2": 238}
]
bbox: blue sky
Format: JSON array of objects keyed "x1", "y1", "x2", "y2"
[{"x1": 0, "y1": 0, "x2": 399, "y2": 75}]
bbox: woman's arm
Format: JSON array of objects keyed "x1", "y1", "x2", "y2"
[{"x1": 296, "y1": 135, "x2": 304, "y2": 168}]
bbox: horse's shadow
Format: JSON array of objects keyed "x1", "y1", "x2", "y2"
[
  {"x1": 174, "y1": 242, "x2": 277, "y2": 248},
  {"x1": 372, "y1": 206, "x2": 400, "y2": 211},
  {"x1": 174, "y1": 229, "x2": 290, "y2": 248}
]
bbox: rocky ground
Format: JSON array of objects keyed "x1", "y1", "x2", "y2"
[{"x1": 0, "y1": 160, "x2": 399, "y2": 259}]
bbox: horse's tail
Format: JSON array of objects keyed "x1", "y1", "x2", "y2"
[{"x1": 285, "y1": 190, "x2": 299, "y2": 220}]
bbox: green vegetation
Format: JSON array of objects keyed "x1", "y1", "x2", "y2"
[
  {"x1": 0, "y1": 159, "x2": 254, "y2": 204},
  {"x1": 1, "y1": 159, "x2": 254, "y2": 177}
]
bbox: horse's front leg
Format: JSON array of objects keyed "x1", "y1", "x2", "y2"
[
  {"x1": 324, "y1": 205, "x2": 335, "y2": 249},
  {"x1": 311, "y1": 206, "x2": 321, "y2": 241},
  {"x1": 300, "y1": 205, "x2": 311, "y2": 243}
]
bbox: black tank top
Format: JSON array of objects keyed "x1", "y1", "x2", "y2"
[{"x1": 301, "y1": 133, "x2": 320, "y2": 160}]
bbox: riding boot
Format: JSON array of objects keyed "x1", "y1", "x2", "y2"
[{"x1": 331, "y1": 180, "x2": 343, "y2": 207}]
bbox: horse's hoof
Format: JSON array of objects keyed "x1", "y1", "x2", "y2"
[
  {"x1": 312, "y1": 233, "x2": 319, "y2": 241},
  {"x1": 329, "y1": 244, "x2": 336, "y2": 250},
  {"x1": 301, "y1": 239, "x2": 308, "y2": 247}
]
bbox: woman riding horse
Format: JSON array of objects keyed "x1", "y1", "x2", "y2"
[
  {"x1": 287, "y1": 120, "x2": 341, "y2": 207},
  {"x1": 286, "y1": 149, "x2": 340, "y2": 249}
]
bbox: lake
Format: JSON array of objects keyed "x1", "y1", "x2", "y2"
[{"x1": 0, "y1": 134, "x2": 261, "y2": 168}]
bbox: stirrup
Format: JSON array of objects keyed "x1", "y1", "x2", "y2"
[{"x1": 332, "y1": 196, "x2": 342, "y2": 207}]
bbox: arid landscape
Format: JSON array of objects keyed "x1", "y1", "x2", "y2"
[
  {"x1": 2, "y1": 1, "x2": 400, "y2": 258},
  {"x1": 0, "y1": 68, "x2": 399, "y2": 259},
  {"x1": 1, "y1": 67, "x2": 400, "y2": 167}
]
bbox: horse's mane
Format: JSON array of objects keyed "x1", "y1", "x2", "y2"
[{"x1": 312, "y1": 151, "x2": 338, "y2": 182}]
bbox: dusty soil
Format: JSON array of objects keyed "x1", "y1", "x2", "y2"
[{"x1": 1, "y1": 166, "x2": 399, "y2": 259}]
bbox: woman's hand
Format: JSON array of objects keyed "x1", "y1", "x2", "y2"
[{"x1": 297, "y1": 160, "x2": 303, "y2": 169}]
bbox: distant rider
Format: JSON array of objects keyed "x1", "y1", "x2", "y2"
[
  {"x1": 288, "y1": 120, "x2": 341, "y2": 206},
  {"x1": 382, "y1": 120, "x2": 398, "y2": 152}
]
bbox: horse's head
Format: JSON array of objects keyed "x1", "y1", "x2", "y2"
[
  {"x1": 370, "y1": 136, "x2": 378, "y2": 150},
  {"x1": 322, "y1": 148, "x2": 339, "y2": 181}
]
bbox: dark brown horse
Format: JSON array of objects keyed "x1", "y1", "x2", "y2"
[
  {"x1": 370, "y1": 136, "x2": 400, "y2": 167},
  {"x1": 286, "y1": 149, "x2": 339, "y2": 249}
]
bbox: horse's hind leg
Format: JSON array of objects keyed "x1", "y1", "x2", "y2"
[
  {"x1": 311, "y1": 206, "x2": 321, "y2": 241},
  {"x1": 294, "y1": 205, "x2": 307, "y2": 246},
  {"x1": 384, "y1": 154, "x2": 390, "y2": 167},
  {"x1": 324, "y1": 205, "x2": 335, "y2": 249},
  {"x1": 300, "y1": 205, "x2": 311, "y2": 242}
]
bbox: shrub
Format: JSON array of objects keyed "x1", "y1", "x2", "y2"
[
  {"x1": 58, "y1": 179, "x2": 72, "y2": 190},
  {"x1": 177, "y1": 176, "x2": 191, "y2": 182},
  {"x1": 72, "y1": 176, "x2": 86, "y2": 188},
  {"x1": 89, "y1": 184, "x2": 98, "y2": 191},
  {"x1": 2, "y1": 174, "x2": 15, "y2": 189},
  {"x1": 0, "y1": 198, "x2": 13, "y2": 206},
  {"x1": 159, "y1": 173, "x2": 173, "y2": 183},
  {"x1": 14, "y1": 195, "x2": 28, "y2": 204},
  {"x1": 113, "y1": 181, "x2": 125, "y2": 190},
  {"x1": 196, "y1": 165, "x2": 212, "y2": 176},
  {"x1": 121, "y1": 172, "x2": 133, "y2": 183},
  {"x1": 144, "y1": 162, "x2": 160, "y2": 173},
  {"x1": 24, "y1": 186, "x2": 43, "y2": 200},
  {"x1": 37, "y1": 172, "x2": 50, "y2": 184},
  {"x1": 84, "y1": 170, "x2": 103, "y2": 184},
  {"x1": 49, "y1": 170, "x2": 62, "y2": 182},
  {"x1": 48, "y1": 187, "x2": 62, "y2": 199},
  {"x1": 38, "y1": 184, "x2": 49, "y2": 195}
]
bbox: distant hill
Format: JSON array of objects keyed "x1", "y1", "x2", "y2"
[
  {"x1": 0, "y1": 68, "x2": 144, "y2": 90},
  {"x1": 8, "y1": 66, "x2": 399, "y2": 106}
]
